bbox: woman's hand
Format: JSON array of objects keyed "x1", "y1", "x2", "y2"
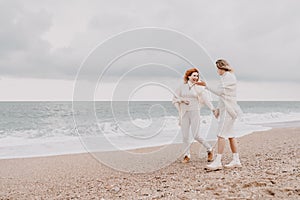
[
  {"x1": 182, "y1": 100, "x2": 190, "y2": 105},
  {"x1": 195, "y1": 81, "x2": 206, "y2": 86},
  {"x1": 178, "y1": 98, "x2": 189, "y2": 105},
  {"x1": 213, "y1": 109, "x2": 220, "y2": 118}
]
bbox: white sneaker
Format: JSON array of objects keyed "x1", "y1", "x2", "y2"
[
  {"x1": 205, "y1": 159, "x2": 222, "y2": 171},
  {"x1": 224, "y1": 160, "x2": 242, "y2": 169}
]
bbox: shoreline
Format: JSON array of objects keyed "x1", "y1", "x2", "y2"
[
  {"x1": 0, "y1": 126, "x2": 299, "y2": 199},
  {"x1": 0, "y1": 120, "x2": 300, "y2": 160},
  {"x1": 1, "y1": 119, "x2": 299, "y2": 161},
  {"x1": 260, "y1": 120, "x2": 300, "y2": 128}
]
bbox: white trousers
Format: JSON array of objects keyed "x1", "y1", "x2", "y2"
[{"x1": 181, "y1": 110, "x2": 212, "y2": 157}]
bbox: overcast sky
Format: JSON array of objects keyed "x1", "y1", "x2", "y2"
[{"x1": 0, "y1": 0, "x2": 299, "y2": 101}]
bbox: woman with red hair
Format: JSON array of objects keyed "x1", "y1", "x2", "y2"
[{"x1": 173, "y1": 68, "x2": 217, "y2": 163}]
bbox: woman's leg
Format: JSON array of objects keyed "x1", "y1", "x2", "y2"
[
  {"x1": 181, "y1": 112, "x2": 191, "y2": 159},
  {"x1": 228, "y1": 137, "x2": 238, "y2": 153},
  {"x1": 190, "y1": 111, "x2": 212, "y2": 151},
  {"x1": 217, "y1": 136, "x2": 226, "y2": 154},
  {"x1": 189, "y1": 111, "x2": 214, "y2": 161},
  {"x1": 206, "y1": 136, "x2": 225, "y2": 170},
  {"x1": 224, "y1": 137, "x2": 242, "y2": 168}
]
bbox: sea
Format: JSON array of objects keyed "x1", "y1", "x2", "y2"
[{"x1": 0, "y1": 101, "x2": 300, "y2": 159}]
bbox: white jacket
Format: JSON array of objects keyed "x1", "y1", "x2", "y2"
[{"x1": 172, "y1": 81, "x2": 214, "y2": 125}]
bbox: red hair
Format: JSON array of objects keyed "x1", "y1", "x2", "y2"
[{"x1": 183, "y1": 68, "x2": 199, "y2": 83}]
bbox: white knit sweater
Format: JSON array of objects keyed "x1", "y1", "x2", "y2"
[
  {"x1": 206, "y1": 72, "x2": 242, "y2": 119},
  {"x1": 172, "y1": 80, "x2": 214, "y2": 125}
]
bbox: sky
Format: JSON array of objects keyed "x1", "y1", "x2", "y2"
[{"x1": 0, "y1": 0, "x2": 299, "y2": 101}]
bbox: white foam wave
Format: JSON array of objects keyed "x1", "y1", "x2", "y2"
[
  {"x1": 1, "y1": 112, "x2": 299, "y2": 159},
  {"x1": 241, "y1": 112, "x2": 300, "y2": 124}
]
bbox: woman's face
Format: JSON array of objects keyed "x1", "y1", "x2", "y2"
[
  {"x1": 188, "y1": 72, "x2": 199, "y2": 83},
  {"x1": 217, "y1": 68, "x2": 225, "y2": 75}
]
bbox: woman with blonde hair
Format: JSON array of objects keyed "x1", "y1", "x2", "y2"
[
  {"x1": 197, "y1": 59, "x2": 243, "y2": 170},
  {"x1": 173, "y1": 68, "x2": 217, "y2": 163}
]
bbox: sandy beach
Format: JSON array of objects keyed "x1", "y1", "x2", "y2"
[{"x1": 0, "y1": 127, "x2": 299, "y2": 199}]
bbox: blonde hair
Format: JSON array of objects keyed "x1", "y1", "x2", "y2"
[
  {"x1": 216, "y1": 59, "x2": 234, "y2": 72},
  {"x1": 183, "y1": 68, "x2": 199, "y2": 83}
]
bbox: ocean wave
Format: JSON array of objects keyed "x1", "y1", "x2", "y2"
[
  {"x1": 241, "y1": 112, "x2": 300, "y2": 124},
  {"x1": 1, "y1": 111, "x2": 299, "y2": 159}
]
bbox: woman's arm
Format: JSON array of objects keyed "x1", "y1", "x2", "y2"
[
  {"x1": 206, "y1": 85, "x2": 223, "y2": 96},
  {"x1": 194, "y1": 85, "x2": 215, "y2": 111},
  {"x1": 195, "y1": 81, "x2": 223, "y2": 96},
  {"x1": 172, "y1": 86, "x2": 182, "y2": 111},
  {"x1": 201, "y1": 90, "x2": 215, "y2": 111},
  {"x1": 206, "y1": 74, "x2": 236, "y2": 97}
]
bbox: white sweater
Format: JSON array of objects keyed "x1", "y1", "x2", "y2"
[
  {"x1": 206, "y1": 72, "x2": 242, "y2": 119},
  {"x1": 172, "y1": 81, "x2": 214, "y2": 125}
]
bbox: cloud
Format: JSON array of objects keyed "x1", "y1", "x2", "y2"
[
  {"x1": 0, "y1": 0, "x2": 299, "y2": 83},
  {"x1": 0, "y1": 0, "x2": 80, "y2": 79},
  {"x1": 0, "y1": 1, "x2": 51, "y2": 55}
]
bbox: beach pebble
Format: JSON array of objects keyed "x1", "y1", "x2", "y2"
[
  {"x1": 231, "y1": 171, "x2": 239, "y2": 176},
  {"x1": 265, "y1": 170, "x2": 276, "y2": 175},
  {"x1": 139, "y1": 188, "x2": 151, "y2": 196},
  {"x1": 265, "y1": 189, "x2": 275, "y2": 196},
  {"x1": 283, "y1": 187, "x2": 294, "y2": 192},
  {"x1": 110, "y1": 186, "x2": 120, "y2": 193}
]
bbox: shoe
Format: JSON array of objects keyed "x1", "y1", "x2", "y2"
[
  {"x1": 205, "y1": 159, "x2": 222, "y2": 171},
  {"x1": 207, "y1": 150, "x2": 214, "y2": 162},
  {"x1": 224, "y1": 160, "x2": 242, "y2": 169},
  {"x1": 182, "y1": 155, "x2": 190, "y2": 163}
]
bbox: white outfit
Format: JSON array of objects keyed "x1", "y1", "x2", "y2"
[
  {"x1": 206, "y1": 72, "x2": 242, "y2": 139},
  {"x1": 173, "y1": 81, "x2": 215, "y2": 157}
]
